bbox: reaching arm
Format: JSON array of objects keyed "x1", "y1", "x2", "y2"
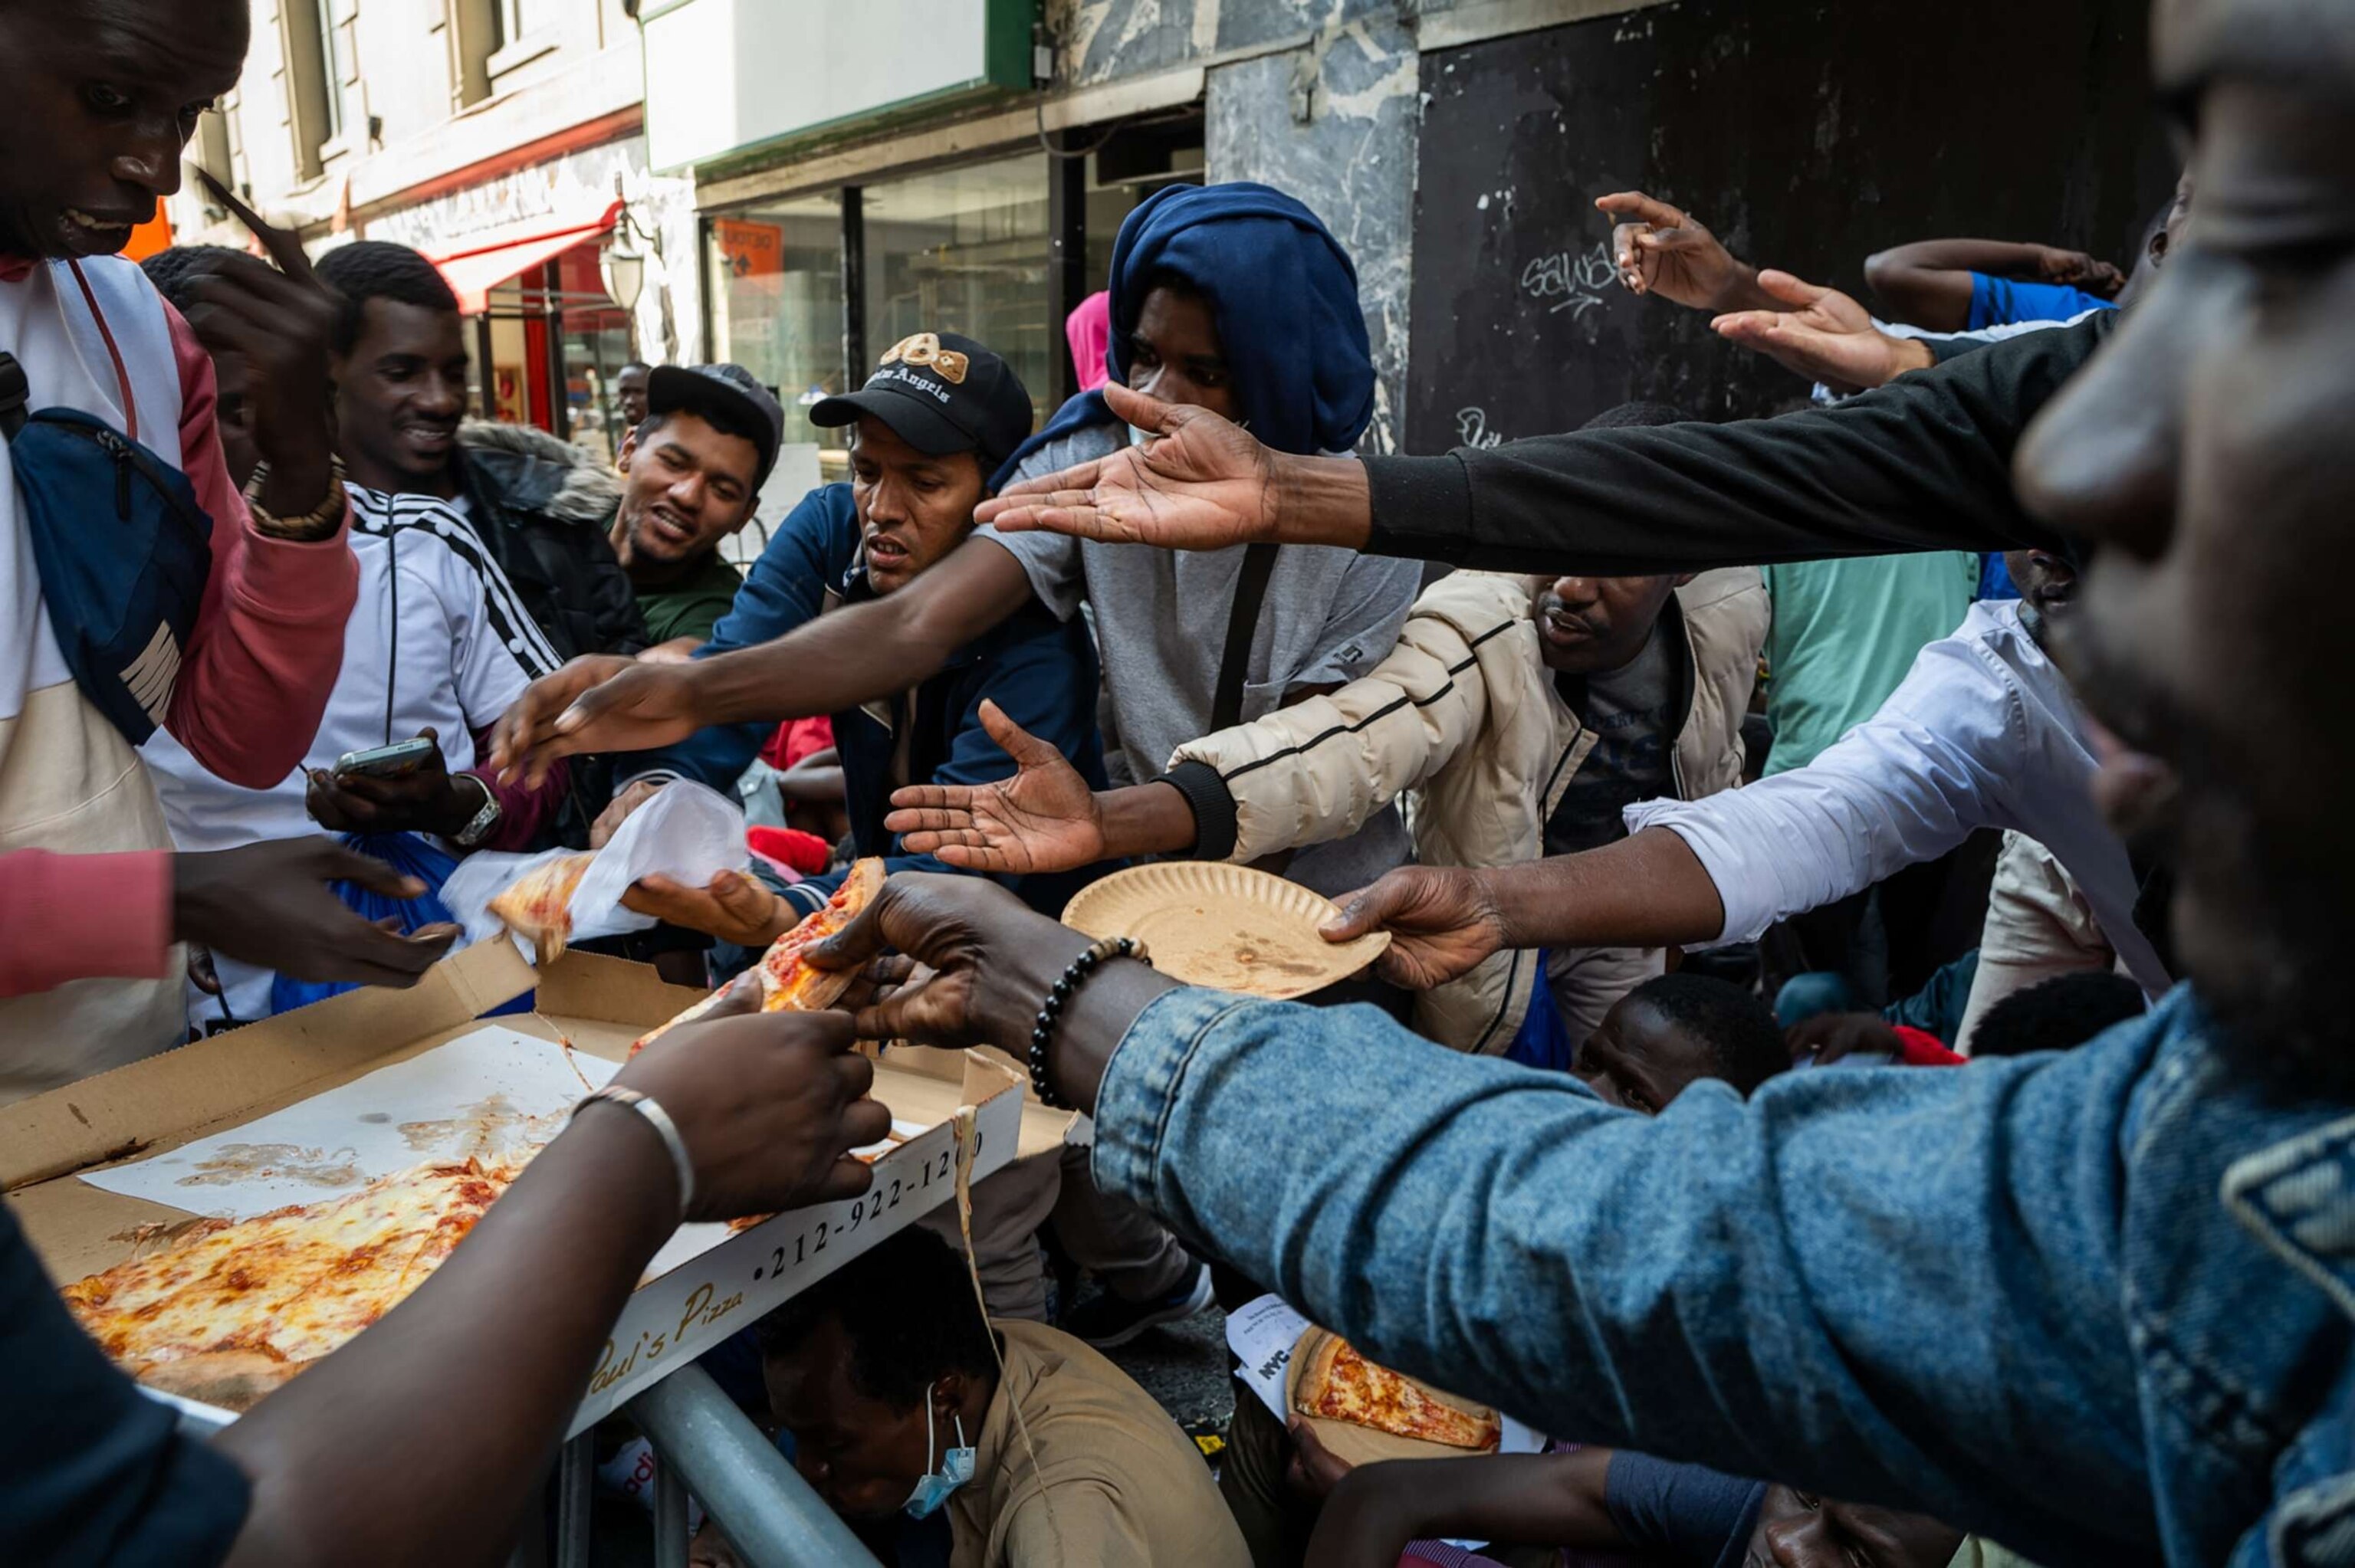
[
  {"x1": 810, "y1": 874, "x2": 2160, "y2": 1565},
  {"x1": 489, "y1": 526, "x2": 1031, "y2": 789},
  {"x1": 978, "y1": 319, "x2": 2101, "y2": 572},
  {"x1": 1864, "y1": 240, "x2": 2124, "y2": 333},
  {"x1": 1307, "y1": 1449, "x2": 1623, "y2": 1568}
]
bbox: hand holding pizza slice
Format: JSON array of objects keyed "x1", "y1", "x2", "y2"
[
  {"x1": 486, "y1": 851, "x2": 595, "y2": 964},
  {"x1": 630, "y1": 859, "x2": 887, "y2": 1055}
]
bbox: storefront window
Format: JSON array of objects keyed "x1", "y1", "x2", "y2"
[
  {"x1": 555, "y1": 246, "x2": 633, "y2": 466},
  {"x1": 708, "y1": 193, "x2": 846, "y2": 461},
  {"x1": 861, "y1": 154, "x2": 1054, "y2": 431}
]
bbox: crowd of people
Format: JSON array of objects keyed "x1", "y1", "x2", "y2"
[{"x1": 4, "y1": 0, "x2": 2351, "y2": 1564}]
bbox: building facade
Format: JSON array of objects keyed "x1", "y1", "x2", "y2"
[{"x1": 181, "y1": 0, "x2": 2169, "y2": 487}]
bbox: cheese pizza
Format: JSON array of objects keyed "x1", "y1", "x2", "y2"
[
  {"x1": 61, "y1": 1157, "x2": 519, "y2": 1410},
  {"x1": 631, "y1": 858, "x2": 885, "y2": 1056},
  {"x1": 488, "y1": 851, "x2": 595, "y2": 963},
  {"x1": 1294, "y1": 1332, "x2": 1502, "y2": 1452}
]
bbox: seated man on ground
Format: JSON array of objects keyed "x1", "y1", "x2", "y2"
[
  {"x1": 606, "y1": 364, "x2": 770, "y2": 647},
  {"x1": 1571, "y1": 973, "x2": 1790, "y2": 1113},
  {"x1": 143, "y1": 244, "x2": 570, "y2": 1030},
  {"x1": 1967, "y1": 970, "x2": 2149, "y2": 1060},
  {"x1": 887, "y1": 404, "x2": 1767, "y2": 1054},
  {"x1": 754, "y1": 1228, "x2": 1249, "y2": 1567}
]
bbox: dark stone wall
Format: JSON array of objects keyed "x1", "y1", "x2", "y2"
[{"x1": 1405, "y1": 0, "x2": 2176, "y2": 451}]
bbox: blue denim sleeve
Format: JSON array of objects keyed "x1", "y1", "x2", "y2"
[
  {"x1": 637, "y1": 487, "x2": 848, "y2": 792},
  {"x1": 1091, "y1": 987, "x2": 2162, "y2": 1562}
]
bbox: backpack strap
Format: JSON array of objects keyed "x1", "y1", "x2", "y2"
[
  {"x1": 0, "y1": 351, "x2": 25, "y2": 442},
  {"x1": 1211, "y1": 543, "x2": 1281, "y2": 732}
]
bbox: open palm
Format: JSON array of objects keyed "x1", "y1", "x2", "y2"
[
  {"x1": 885, "y1": 701, "x2": 1105, "y2": 875},
  {"x1": 1710, "y1": 271, "x2": 1916, "y2": 393},
  {"x1": 974, "y1": 382, "x2": 1279, "y2": 551}
]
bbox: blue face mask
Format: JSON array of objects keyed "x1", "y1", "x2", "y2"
[{"x1": 902, "y1": 1386, "x2": 975, "y2": 1520}]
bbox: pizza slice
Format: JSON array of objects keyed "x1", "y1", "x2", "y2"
[
  {"x1": 1295, "y1": 1333, "x2": 1503, "y2": 1452},
  {"x1": 488, "y1": 852, "x2": 595, "y2": 963},
  {"x1": 629, "y1": 858, "x2": 885, "y2": 1056},
  {"x1": 61, "y1": 1157, "x2": 526, "y2": 1410}
]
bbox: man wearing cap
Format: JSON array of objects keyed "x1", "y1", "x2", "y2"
[
  {"x1": 608, "y1": 363, "x2": 777, "y2": 647},
  {"x1": 609, "y1": 331, "x2": 1112, "y2": 924}
]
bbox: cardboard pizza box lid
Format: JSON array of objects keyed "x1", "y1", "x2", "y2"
[
  {"x1": 1283, "y1": 1325, "x2": 1503, "y2": 1465},
  {"x1": 8, "y1": 942, "x2": 1070, "y2": 1433},
  {"x1": 1061, "y1": 861, "x2": 1390, "y2": 1000}
]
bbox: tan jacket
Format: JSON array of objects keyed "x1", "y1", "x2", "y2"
[
  {"x1": 1173, "y1": 567, "x2": 1768, "y2": 1052},
  {"x1": 947, "y1": 1319, "x2": 1248, "y2": 1568}
]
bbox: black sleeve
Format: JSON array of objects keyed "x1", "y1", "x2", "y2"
[
  {"x1": 1601, "y1": 1451, "x2": 1769, "y2": 1568},
  {"x1": 586, "y1": 536, "x2": 651, "y2": 657},
  {"x1": 1156, "y1": 759, "x2": 1233, "y2": 860},
  {"x1": 1360, "y1": 313, "x2": 2110, "y2": 576},
  {"x1": 0, "y1": 1202, "x2": 251, "y2": 1566}
]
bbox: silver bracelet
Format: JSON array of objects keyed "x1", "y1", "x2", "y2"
[{"x1": 572, "y1": 1085, "x2": 695, "y2": 1219}]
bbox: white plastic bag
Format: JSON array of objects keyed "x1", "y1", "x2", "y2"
[{"x1": 439, "y1": 781, "x2": 747, "y2": 962}]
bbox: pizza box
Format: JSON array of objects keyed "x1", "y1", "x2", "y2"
[{"x1": 2, "y1": 939, "x2": 1072, "y2": 1436}]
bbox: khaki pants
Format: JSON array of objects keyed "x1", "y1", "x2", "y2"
[
  {"x1": 915, "y1": 1147, "x2": 1064, "y2": 1322},
  {"x1": 1545, "y1": 943, "x2": 1667, "y2": 1052},
  {"x1": 1052, "y1": 1139, "x2": 1196, "y2": 1304}
]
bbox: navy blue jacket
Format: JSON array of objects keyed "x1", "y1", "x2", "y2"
[{"x1": 637, "y1": 484, "x2": 1111, "y2": 917}]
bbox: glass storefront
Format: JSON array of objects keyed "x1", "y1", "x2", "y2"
[
  {"x1": 862, "y1": 155, "x2": 1054, "y2": 432},
  {"x1": 704, "y1": 122, "x2": 1204, "y2": 484},
  {"x1": 705, "y1": 192, "x2": 847, "y2": 458},
  {"x1": 472, "y1": 242, "x2": 637, "y2": 465}
]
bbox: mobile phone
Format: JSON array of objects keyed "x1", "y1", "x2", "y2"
[{"x1": 333, "y1": 736, "x2": 438, "y2": 779}]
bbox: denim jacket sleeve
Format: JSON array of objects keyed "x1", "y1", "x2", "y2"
[{"x1": 1091, "y1": 987, "x2": 2162, "y2": 1563}]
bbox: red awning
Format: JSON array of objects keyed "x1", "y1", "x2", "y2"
[{"x1": 429, "y1": 199, "x2": 622, "y2": 315}]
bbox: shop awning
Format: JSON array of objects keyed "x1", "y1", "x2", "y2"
[{"x1": 429, "y1": 199, "x2": 622, "y2": 315}]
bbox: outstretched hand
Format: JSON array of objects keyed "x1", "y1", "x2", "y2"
[
  {"x1": 974, "y1": 382, "x2": 1283, "y2": 550},
  {"x1": 1321, "y1": 866, "x2": 1511, "y2": 990},
  {"x1": 885, "y1": 700, "x2": 1106, "y2": 874},
  {"x1": 1595, "y1": 190, "x2": 1762, "y2": 312},
  {"x1": 488, "y1": 654, "x2": 698, "y2": 786},
  {"x1": 614, "y1": 978, "x2": 891, "y2": 1220},
  {"x1": 1709, "y1": 270, "x2": 1933, "y2": 394}
]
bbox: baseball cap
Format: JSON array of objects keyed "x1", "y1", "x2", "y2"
[
  {"x1": 645, "y1": 362, "x2": 785, "y2": 486},
  {"x1": 808, "y1": 332, "x2": 1033, "y2": 477}
]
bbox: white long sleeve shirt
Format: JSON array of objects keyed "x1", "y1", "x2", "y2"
[{"x1": 1625, "y1": 599, "x2": 2170, "y2": 997}]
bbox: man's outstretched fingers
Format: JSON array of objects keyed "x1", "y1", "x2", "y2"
[
  {"x1": 1753, "y1": 268, "x2": 1830, "y2": 309},
  {"x1": 975, "y1": 699, "x2": 1060, "y2": 764}
]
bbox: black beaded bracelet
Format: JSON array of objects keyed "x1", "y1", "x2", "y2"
[{"x1": 1028, "y1": 937, "x2": 1151, "y2": 1109}]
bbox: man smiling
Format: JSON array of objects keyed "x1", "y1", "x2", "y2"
[{"x1": 606, "y1": 363, "x2": 775, "y2": 645}]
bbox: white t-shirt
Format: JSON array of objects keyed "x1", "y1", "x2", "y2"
[{"x1": 144, "y1": 485, "x2": 558, "y2": 1023}]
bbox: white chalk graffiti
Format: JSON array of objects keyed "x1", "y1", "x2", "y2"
[
  {"x1": 1519, "y1": 241, "x2": 1618, "y2": 319},
  {"x1": 1454, "y1": 408, "x2": 1506, "y2": 448}
]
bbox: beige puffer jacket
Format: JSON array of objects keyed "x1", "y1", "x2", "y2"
[{"x1": 1171, "y1": 567, "x2": 1768, "y2": 1052}]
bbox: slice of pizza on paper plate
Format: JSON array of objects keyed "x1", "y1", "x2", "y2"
[
  {"x1": 631, "y1": 858, "x2": 885, "y2": 1056},
  {"x1": 1289, "y1": 1327, "x2": 1503, "y2": 1457}
]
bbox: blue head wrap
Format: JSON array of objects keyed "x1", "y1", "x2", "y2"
[{"x1": 991, "y1": 182, "x2": 1373, "y2": 489}]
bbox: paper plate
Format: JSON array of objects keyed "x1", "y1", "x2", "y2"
[
  {"x1": 1283, "y1": 1326, "x2": 1502, "y2": 1465},
  {"x1": 1060, "y1": 862, "x2": 1390, "y2": 1000}
]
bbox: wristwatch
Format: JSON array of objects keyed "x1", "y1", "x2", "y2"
[{"x1": 451, "y1": 773, "x2": 502, "y2": 849}]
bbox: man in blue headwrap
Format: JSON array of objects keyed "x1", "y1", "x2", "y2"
[{"x1": 492, "y1": 182, "x2": 1423, "y2": 1343}]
